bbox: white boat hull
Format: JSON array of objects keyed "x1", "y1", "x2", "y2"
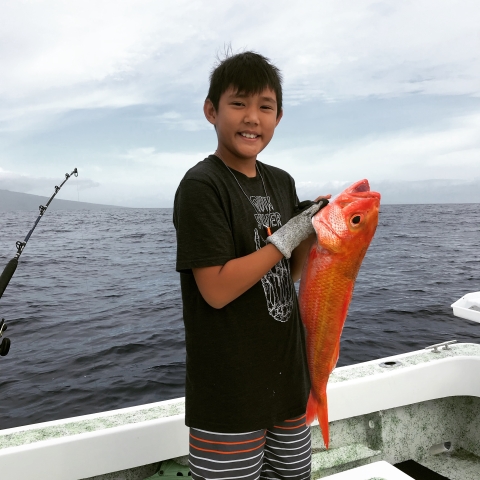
[{"x1": 1, "y1": 343, "x2": 479, "y2": 479}]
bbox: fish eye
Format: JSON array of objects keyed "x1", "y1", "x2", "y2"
[{"x1": 350, "y1": 214, "x2": 362, "y2": 226}]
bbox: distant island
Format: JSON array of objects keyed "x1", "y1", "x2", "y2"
[{"x1": 0, "y1": 189, "x2": 123, "y2": 211}]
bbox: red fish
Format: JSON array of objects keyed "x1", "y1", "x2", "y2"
[{"x1": 299, "y1": 179, "x2": 380, "y2": 449}]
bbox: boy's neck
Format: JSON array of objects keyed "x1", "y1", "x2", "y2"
[{"x1": 214, "y1": 149, "x2": 257, "y2": 178}]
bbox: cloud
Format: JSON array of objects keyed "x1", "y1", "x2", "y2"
[
  {"x1": 262, "y1": 111, "x2": 480, "y2": 185},
  {"x1": 1, "y1": 1, "x2": 480, "y2": 207},
  {"x1": 296, "y1": 178, "x2": 480, "y2": 204},
  {"x1": 375, "y1": 178, "x2": 480, "y2": 203},
  {"x1": 154, "y1": 111, "x2": 210, "y2": 132},
  {"x1": 66, "y1": 148, "x2": 211, "y2": 207},
  {"x1": 0, "y1": 168, "x2": 99, "y2": 196},
  {"x1": 1, "y1": 0, "x2": 479, "y2": 132},
  {"x1": 120, "y1": 147, "x2": 209, "y2": 169}
]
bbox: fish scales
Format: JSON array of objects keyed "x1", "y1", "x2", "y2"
[{"x1": 299, "y1": 179, "x2": 380, "y2": 449}]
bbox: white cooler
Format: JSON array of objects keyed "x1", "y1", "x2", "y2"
[
  {"x1": 320, "y1": 461, "x2": 414, "y2": 479},
  {"x1": 451, "y1": 291, "x2": 480, "y2": 323}
]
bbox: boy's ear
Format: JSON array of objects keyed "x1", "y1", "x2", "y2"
[
  {"x1": 275, "y1": 108, "x2": 283, "y2": 126},
  {"x1": 204, "y1": 99, "x2": 217, "y2": 125}
]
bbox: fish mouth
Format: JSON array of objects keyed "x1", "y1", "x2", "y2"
[
  {"x1": 314, "y1": 218, "x2": 340, "y2": 240},
  {"x1": 329, "y1": 179, "x2": 374, "y2": 203},
  {"x1": 348, "y1": 179, "x2": 370, "y2": 195},
  {"x1": 345, "y1": 179, "x2": 381, "y2": 201}
]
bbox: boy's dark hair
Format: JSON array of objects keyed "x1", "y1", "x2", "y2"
[{"x1": 207, "y1": 51, "x2": 283, "y2": 117}]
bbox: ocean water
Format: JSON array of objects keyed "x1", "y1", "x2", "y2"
[{"x1": 0, "y1": 204, "x2": 479, "y2": 429}]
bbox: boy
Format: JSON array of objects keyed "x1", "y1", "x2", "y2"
[{"x1": 173, "y1": 51, "x2": 328, "y2": 480}]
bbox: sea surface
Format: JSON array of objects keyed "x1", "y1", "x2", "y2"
[{"x1": 0, "y1": 204, "x2": 479, "y2": 429}]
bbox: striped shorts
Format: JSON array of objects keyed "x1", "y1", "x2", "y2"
[{"x1": 188, "y1": 414, "x2": 311, "y2": 480}]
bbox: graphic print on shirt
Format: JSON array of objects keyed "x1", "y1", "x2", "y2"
[{"x1": 252, "y1": 195, "x2": 296, "y2": 323}]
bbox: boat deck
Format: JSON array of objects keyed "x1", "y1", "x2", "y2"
[
  {"x1": 0, "y1": 343, "x2": 479, "y2": 480},
  {"x1": 420, "y1": 448, "x2": 480, "y2": 480}
]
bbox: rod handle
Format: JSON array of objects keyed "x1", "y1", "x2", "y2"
[{"x1": 0, "y1": 258, "x2": 18, "y2": 300}]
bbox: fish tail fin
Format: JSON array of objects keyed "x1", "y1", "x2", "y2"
[{"x1": 318, "y1": 390, "x2": 330, "y2": 449}]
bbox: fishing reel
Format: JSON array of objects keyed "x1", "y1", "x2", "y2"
[{"x1": 0, "y1": 319, "x2": 10, "y2": 356}]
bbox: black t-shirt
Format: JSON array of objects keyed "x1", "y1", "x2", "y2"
[{"x1": 173, "y1": 155, "x2": 310, "y2": 433}]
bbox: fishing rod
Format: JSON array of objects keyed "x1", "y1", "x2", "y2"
[{"x1": 0, "y1": 168, "x2": 78, "y2": 357}]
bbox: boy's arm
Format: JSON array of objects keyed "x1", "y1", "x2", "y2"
[
  {"x1": 193, "y1": 200, "x2": 327, "y2": 309},
  {"x1": 193, "y1": 244, "x2": 283, "y2": 309},
  {"x1": 194, "y1": 232, "x2": 314, "y2": 308}
]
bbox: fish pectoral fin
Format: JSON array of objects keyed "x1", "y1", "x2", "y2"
[
  {"x1": 306, "y1": 390, "x2": 318, "y2": 426},
  {"x1": 317, "y1": 391, "x2": 330, "y2": 449}
]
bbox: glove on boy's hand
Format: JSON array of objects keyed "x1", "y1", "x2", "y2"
[{"x1": 266, "y1": 198, "x2": 329, "y2": 259}]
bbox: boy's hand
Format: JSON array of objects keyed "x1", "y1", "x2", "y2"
[
  {"x1": 267, "y1": 197, "x2": 330, "y2": 259},
  {"x1": 295, "y1": 195, "x2": 331, "y2": 213}
]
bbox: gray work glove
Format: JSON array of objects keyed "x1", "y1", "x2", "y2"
[{"x1": 266, "y1": 198, "x2": 329, "y2": 259}]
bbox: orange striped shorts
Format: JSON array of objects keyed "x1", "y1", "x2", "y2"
[{"x1": 188, "y1": 414, "x2": 311, "y2": 480}]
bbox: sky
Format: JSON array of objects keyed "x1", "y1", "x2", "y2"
[{"x1": 0, "y1": 0, "x2": 479, "y2": 207}]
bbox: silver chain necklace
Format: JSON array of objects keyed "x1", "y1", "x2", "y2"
[{"x1": 215, "y1": 153, "x2": 273, "y2": 236}]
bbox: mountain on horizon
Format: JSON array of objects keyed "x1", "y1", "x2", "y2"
[{"x1": 0, "y1": 189, "x2": 124, "y2": 211}]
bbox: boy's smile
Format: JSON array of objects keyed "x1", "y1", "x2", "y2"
[{"x1": 204, "y1": 87, "x2": 283, "y2": 176}]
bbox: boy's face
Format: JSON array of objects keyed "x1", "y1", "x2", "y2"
[{"x1": 204, "y1": 86, "x2": 283, "y2": 164}]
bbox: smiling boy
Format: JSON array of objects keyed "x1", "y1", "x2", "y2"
[{"x1": 173, "y1": 52, "x2": 328, "y2": 480}]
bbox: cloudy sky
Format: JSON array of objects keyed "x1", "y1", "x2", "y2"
[{"x1": 1, "y1": 0, "x2": 479, "y2": 206}]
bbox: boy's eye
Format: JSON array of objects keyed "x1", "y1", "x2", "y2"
[{"x1": 231, "y1": 101, "x2": 244, "y2": 106}]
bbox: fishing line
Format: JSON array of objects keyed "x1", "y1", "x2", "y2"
[
  {"x1": 0, "y1": 168, "x2": 78, "y2": 357},
  {"x1": 74, "y1": 173, "x2": 99, "y2": 393}
]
